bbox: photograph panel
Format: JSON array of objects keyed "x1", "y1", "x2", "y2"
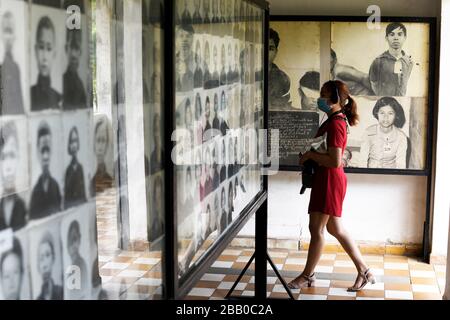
[
  {"x1": 331, "y1": 21, "x2": 430, "y2": 98},
  {"x1": 28, "y1": 114, "x2": 64, "y2": 221},
  {"x1": 60, "y1": 205, "x2": 92, "y2": 299},
  {"x1": 28, "y1": 217, "x2": 64, "y2": 300},
  {"x1": 0, "y1": 229, "x2": 31, "y2": 300},
  {"x1": 0, "y1": 0, "x2": 29, "y2": 116}
]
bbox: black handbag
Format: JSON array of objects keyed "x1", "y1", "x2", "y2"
[{"x1": 299, "y1": 157, "x2": 319, "y2": 194}]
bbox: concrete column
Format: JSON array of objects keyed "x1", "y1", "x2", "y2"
[
  {"x1": 123, "y1": 0, "x2": 148, "y2": 242},
  {"x1": 431, "y1": 0, "x2": 450, "y2": 262}
]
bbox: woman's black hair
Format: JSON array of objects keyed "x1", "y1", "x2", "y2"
[{"x1": 372, "y1": 96, "x2": 406, "y2": 128}]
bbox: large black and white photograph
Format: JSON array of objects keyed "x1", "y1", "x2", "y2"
[
  {"x1": 28, "y1": 115, "x2": 64, "y2": 221},
  {"x1": 0, "y1": 118, "x2": 29, "y2": 232},
  {"x1": 331, "y1": 21, "x2": 431, "y2": 171},
  {"x1": 0, "y1": 0, "x2": 101, "y2": 301},
  {"x1": 268, "y1": 21, "x2": 322, "y2": 167},
  {"x1": 31, "y1": 3, "x2": 90, "y2": 113},
  {"x1": 269, "y1": 18, "x2": 433, "y2": 170},
  {"x1": 29, "y1": 218, "x2": 64, "y2": 300},
  {"x1": 0, "y1": 0, "x2": 29, "y2": 116},
  {"x1": 60, "y1": 207, "x2": 92, "y2": 300},
  {"x1": 345, "y1": 96, "x2": 428, "y2": 170},
  {"x1": 331, "y1": 21, "x2": 430, "y2": 98},
  {"x1": 62, "y1": 110, "x2": 92, "y2": 209},
  {"x1": 0, "y1": 229, "x2": 31, "y2": 300}
]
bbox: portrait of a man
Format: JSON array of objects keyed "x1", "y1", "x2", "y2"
[
  {"x1": 268, "y1": 28, "x2": 291, "y2": 110},
  {"x1": 1, "y1": 11, "x2": 24, "y2": 115},
  {"x1": 31, "y1": 16, "x2": 61, "y2": 111},
  {"x1": 29, "y1": 121, "x2": 62, "y2": 220},
  {"x1": 369, "y1": 23, "x2": 414, "y2": 97},
  {"x1": 63, "y1": 28, "x2": 87, "y2": 110}
]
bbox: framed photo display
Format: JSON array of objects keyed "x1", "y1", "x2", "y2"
[
  {"x1": 269, "y1": 16, "x2": 436, "y2": 175},
  {"x1": 172, "y1": 0, "x2": 267, "y2": 296}
]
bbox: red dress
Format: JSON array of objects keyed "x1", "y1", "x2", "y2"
[{"x1": 308, "y1": 115, "x2": 348, "y2": 217}]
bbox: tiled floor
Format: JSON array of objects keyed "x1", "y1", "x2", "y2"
[
  {"x1": 95, "y1": 185, "x2": 447, "y2": 300},
  {"x1": 185, "y1": 248, "x2": 446, "y2": 300},
  {"x1": 96, "y1": 185, "x2": 164, "y2": 300}
]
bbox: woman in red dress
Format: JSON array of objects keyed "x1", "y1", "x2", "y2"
[{"x1": 287, "y1": 80, "x2": 375, "y2": 292}]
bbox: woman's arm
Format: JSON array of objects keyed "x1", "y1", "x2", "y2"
[{"x1": 300, "y1": 147, "x2": 342, "y2": 168}]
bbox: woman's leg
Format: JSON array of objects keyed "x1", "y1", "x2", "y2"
[
  {"x1": 303, "y1": 212, "x2": 330, "y2": 275},
  {"x1": 289, "y1": 212, "x2": 329, "y2": 286},
  {"x1": 326, "y1": 216, "x2": 372, "y2": 288}
]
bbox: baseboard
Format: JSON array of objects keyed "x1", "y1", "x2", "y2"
[
  {"x1": 231, "y1": 237, "x2": 423, "y2": 257},
  {"x1": 126, "y1": 237, "x2": 424, "y2": 258}
]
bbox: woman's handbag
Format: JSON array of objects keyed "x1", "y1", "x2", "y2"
[{"x1": 299, "y1": 149, "x2": 319, "y2": 195}]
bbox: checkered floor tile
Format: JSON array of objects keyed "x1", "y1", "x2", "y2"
[
  {"x1": 95, "y1": 186, "x2": 447, "y2": 300},
  {"x1": 184, "y1": 249, "x2": 446, "y2": 300}
]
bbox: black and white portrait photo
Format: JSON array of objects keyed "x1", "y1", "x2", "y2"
[
  {"x1": 62, "y1": 27, "x2": 88, "y2": 110},
  {"x1": 202, "y1": 39, "x2": 212, "y2": 88},
  {"x1": 29, "y1": 221, "x2": 64, "y2": 300},
  {"x1": 31, "y1": 7, "x2": 65, "y2": 112},
  {"x1": 175, "y1": 24, "x2": 194, "y2": 93},
  {"x1": 0, "y1": 120, "x2": 28, "y2": 232},
  {"x1": 91, "y1": 114, "x2": 114, "y2": 195},
  {"x1": 193, "y1": 39, "x2": 203, "y2": 88},
  {"x1": 0, "y1": 232, "x2": 31, "y2": 300},
  {"x1": 331, "y1": 21, "x2": 430, "y2": 98},
  {"x1": 29, "y1": 116, "x2": 63, "y2": 221},
  {"x1": 346, "y1": 96, "x2": 428, "y2": 170},
  {"x1": 63, "y1": 111, "x2": 91, "y2": 209},
  {"x1": 0, "y1": 2, "x2": 28, "y2": 115},
  {"x1": 268, "y1": 22, "x2": 320, "y2": 111},
  {"x1": 61, "y1": 209, "x2": 91, "y2": 300}
]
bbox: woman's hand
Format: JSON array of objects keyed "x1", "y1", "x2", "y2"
[{"x1": 299, "y1": 151, "x2": 312, "y2": 166}]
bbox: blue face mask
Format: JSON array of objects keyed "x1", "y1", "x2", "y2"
[{"x1": 317, "y1": 98, "x2": 332, "y2": 113}]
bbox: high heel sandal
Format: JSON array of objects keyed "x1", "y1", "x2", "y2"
[
  {"x1": 347, "y1": 268, "x2": 376, "y2": 292},
  {"x1": 287, "y1": 273, "x2": 316, "y2": 289}
]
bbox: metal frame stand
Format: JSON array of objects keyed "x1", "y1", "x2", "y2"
[{"x1": 225, "y1": 199, "x2": 294, "y2": 300}]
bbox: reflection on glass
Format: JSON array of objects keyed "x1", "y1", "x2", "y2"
[{"x1": 176, "y1": 0, "x2": 264, "y2": 279}]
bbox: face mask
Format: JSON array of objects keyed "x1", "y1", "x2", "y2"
[{"x1": 317, "y1": 98, "x2": 332, "y2": 113}]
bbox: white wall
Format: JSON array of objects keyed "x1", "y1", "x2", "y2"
[{"x1": 240, "y1": 0, "x2": 446, "y2": 249}]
